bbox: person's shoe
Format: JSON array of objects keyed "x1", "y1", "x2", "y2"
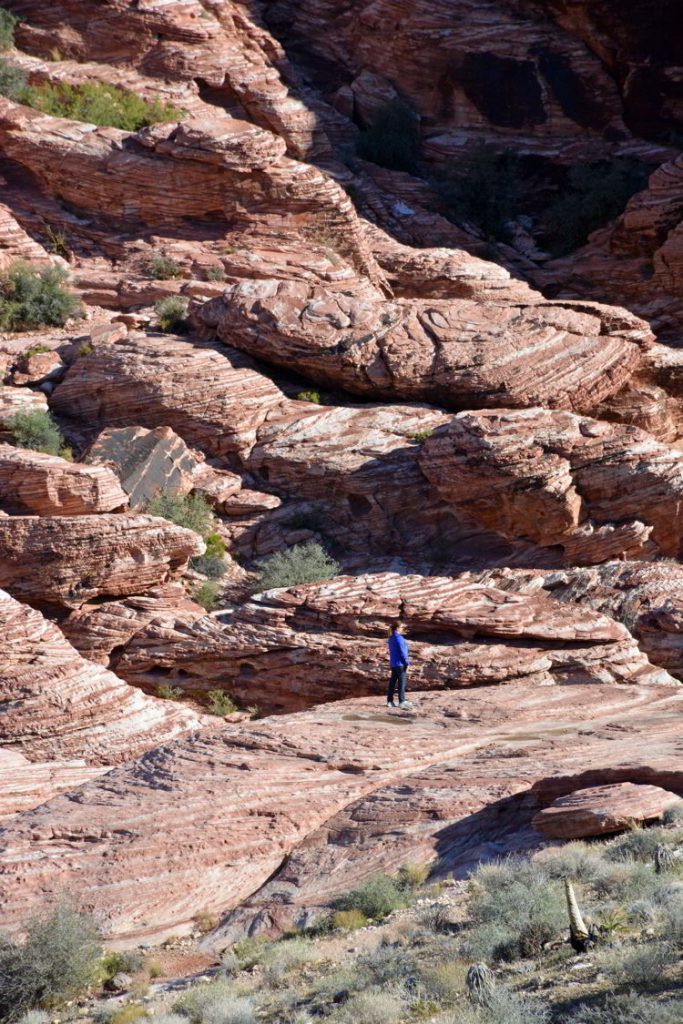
[
  {"x1": 399, "y1": 700, "x2": 412, "y2": 709},
  {"x1": 387, "y1": 700, "x2": 396, "y2": 708}
]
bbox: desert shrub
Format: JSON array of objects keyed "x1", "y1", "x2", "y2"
[
  {"x1": 296, "y1": 389, "x2": 321, "y2": 404},
  {"x1": 8, "y1": 409, "x2": 65, "y2": 456},
  {"x1": 156, "y1": 683, "x2": 184, "y2": 700},
  {"x1": 148, "y1": 254, "x2": 183, "y2": 280},
  {"x1": 541, "y1": 159, "x2": 649, "y2": 255},
  {"x1": 0, "y1": 8, "x2": 18, "y2": 50},
  {"x1": 16, "y1": 1014, "x2": 49, "y2": 1024},
  {"x1": 598, "y1": 940, "x2": 677, "y2": 987},
  {"x1": 357, "y1": 943, "x2": 418, "y2": 986},
  {"x1": 21, "y1": 343, "x2": 52, "y2": 360},
  {"x1": 253, "y1": 541, "x2": 340, "y2": 593},
  {"x1": 332, "y1": 875, "x2": 406, "y2": 921},
  {"x1": 397, "y1": 861, "x2": 431, "y2": 890},
  {"x1": 465, "y1": 858, "x2": 564, "y2": 961},
  {"x1": 79, "y1": 340, "x2": 95, "y2": 356},
  {"x1": 147, "y1": 492, "x2": 213, "y2": 537},
  {"x1": 192, "y1": 580, "x2": 220, "y2": 612},
  {"x1": 662, "y1": 802, "x2": 683, "y2": 825},
  {"x1": 606, "y1": 826, "x2": 670, "y2": 863},
  {"x1": 482, "y1": 986, "x2": 549, "y2": 1024},
  {"x1": 541, "y1": 842, "x2": 606, "y2": 883},
  {"x1": 205, "y1": 266, "x2": 226, "y2": 282},
  {"x1": 101, "y1": 950, "x2": 143, "y2": 980},
  {"x1": 591, "y1": 859, "x2": 659, "y2": 903},
  {"x1": 0, "y1": 903, "x2": 101, "y2": 1020},
  {"x1": 417, "y1": 962, "x2": 467, "y2": 1004},
  {"x1": 0, "y1": 260, "x2": 81, "y2": 330},
  {"x1": 21, "y1": 81, "x2": 181, "y2": 130},
  {"x1": 155, "y1": 295, "x2": 188, "y2": 333},
  {"x1": 565, "y1": 992, "x2": 683, "y2": 1024},
  {"x1": 191, "y1": 532, "x2": 226, "y2": 579},
  {"x1": 331, "y1": 909, "x2": 368, "y2": 931},
  {"x1": 436, "y1": 145, "x2": 525, "y2": 241},
  {"x1": 0, "y1": 57, "x2": 26, "y2": 99},
  {"x1": 230, "y1": 936, "x2": 270, "y2": 970},
  {"x1": 406, "y1": 429, "x2": 433, "y2": 443},
  {"x1": 206, "y1": 689, "x2": 237, "y2": 716},
  {"x1": 105, "y1": 1008, "x2": 146, "y2": 1024},
  {"x1": 261, "y1": 938, "x2": 316, "y2": 984},
  {"x1": 356, "y1": 99, "x2": 420, "y2": 173},
  {"x1": 153, "y1": 1017, "x2": 187, "y2": 1024},
  {"x1": 173, "y1": 981, "x2": 255, "y2": 1024},
  {"x1": 336, "y1": 986, "x2": 407, "y2": 1024}
]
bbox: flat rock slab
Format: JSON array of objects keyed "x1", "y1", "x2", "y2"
[{"x1": 532, "y1": 782, "x2": 682, "y2": 839}]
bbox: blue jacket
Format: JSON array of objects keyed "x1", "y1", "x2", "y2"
[{"x1": 388, "y1": 631, "x2": 409, "y2": 668}]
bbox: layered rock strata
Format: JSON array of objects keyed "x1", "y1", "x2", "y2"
[
  {"x1": 532, "y1": 781, "x2": 682, "y2": 839},
  {"x1": 0, "y1": 443, "x2": 128, "y2": 515}
]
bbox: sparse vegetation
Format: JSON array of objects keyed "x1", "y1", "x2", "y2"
[
  {"x1": 406, "y1": 429, "x2": 433, "y2": 443},
  {"x1": 155, "y1": 295, "x2": 189, "y2": 334},
  {"x1": 156, "y1": 683, "x2": 184, "y2": 701},
  {"x1": 206, "y1": 689, "x2": 237, "y2": 716},
  {"x1": 0, "y1": 57, "x2": 26, "y2": 100},
  {"x1": 331, "y1": 909, "x2": 369, "y2": 931},
  {"x1": 192, "y1": 580, "x2": 220, "y2": 611},
  {"x1": 8, "y1": 409, "x2": 68, "y2": 457},
  {"x1": 173, "y1": 979, "x2": 255, "y2": 1024},
  {"x1": 146, "y1": 492, "x2": 213, "y2": 538},
  {"x1": 0, "y1": 8, "x2": 18, "y2": 51},
  {"x1": 205, "y1": 266, "x2": 226, "y2": 282},
  {"x1": 296, "y1": 389, "x2": 321, "y2": 404},
  {"x1": 332, "y1": 874, "x2": 407, "y2": 921},
  {"x1": 0, "y1": 260, "x2": 81, "y2": 331},
  {"x1": 356, "y1": 99, "x2": 420, "y2": 173},
  {"x1": 436, "y1": 145, "x2": 525, "y2": 242},
  {"x1": 191, "y1": 531, "x2": 227, "y2": 579},
  {"x1": 20, "y1": 81, "x2": 181, "y2": 131},
  {"x1": 148, "y1": 254, "x2": 183, "y2": 280},
  {"x1": 252, "y1": 541, "x2": 340, "y2": 593},
  {"x1": 0, "y1": 903, "x2": 101, "y2": 1020}
]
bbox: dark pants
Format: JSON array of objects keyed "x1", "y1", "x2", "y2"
[{"x1": 387, "y1": 665, "x2": 407, "y2": 704}]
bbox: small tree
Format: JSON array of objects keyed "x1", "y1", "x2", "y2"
[
  {"x1": 252, "y1": 541, "x2": 340, "y2": 593},
  {"x1": 0, "y1": 261, "x2": 81, "y2": 331},
  {"x1": 9, "y1": 409, "x2": 66, "y2": 456},
  {"x1": 0, "y1": 56, "x2": 25, "y2": 99}
]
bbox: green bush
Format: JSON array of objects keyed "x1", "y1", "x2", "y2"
[
  {"x1": 156, "y1": 684, "x2": 184, "y2": 701},
  {"x1": 356, "y1": 99, "x2": 420, "y2": 173},
  {"x1": 230, "y1": 935, "x2": 270, "y2": 970},
  {"x1": 261, "y1": 938, "x2": 316, "y2": 985},
  {"x1": 466, "y1": 858, "x2": 565, "y2": 961},
  {"x1": 9, "y1": 409, "x2": 66, "y2": 456},
  {"x1": 598, "y1": 940, "x2": 677, "y2": 987},
  {"x1": 336, "y1": 986, "x2": 407, "y2": 1024},
  {"x1": 205, "y1": 266, "x2": 226, "y2": 282},
  {"x1": 331, "y1": 909, "x2": 368, "y2": 932},
  {"x1": 0, "y1": 8, "x2": 18, "y2": 50},
  {"x1": 296, "y1": 389, "x2": 321, "y2": 404},
  {"x1": 155, "y1": 295, "x2": 188, "y2": 334},
  {"x1": 662, "y1": 802, "x2": 683, "y2": 825},
  {"x1": 173, "y1": 979, "x2": 255, "y2": 1024},
  {"x1": 148, "y1": 254, "x2": 183, "y2": 280},
  {"x1": 207, "y1": 689, "x2": 237, "y2": 716},
  {"x1": 100, "y1": 950, "x2": 143, "y2": 981},
  {"x1": 332, "y1": 875, "x2": 406, "y2": 921},
  {"x1": 0, "y1": 261, "x2": 81, "y2": 331},
  {"x1": 191, "y1": 532, "x2": 226, "y2": 579},
  {"x1": 542, "y1": 159, "x2": 649, "y2": 255},
  {"x1": 0, "y1": 57, "x2": 26, "y2": 100},
  {"x1": 397, "y1": 862, "x2": 431, "y2": 890},
  {"x1": 17, "y1": 1014, "x2": 49, "y2": 1024},
  {"x1": 482, "y1": 987, "x2": 550, "y2": 1024},
  {"x1": 606, "y1": 827, "x2": 670, "y2": 863},
  {"x1": 192, "y1": 580, "x2": 220, "y2": 611},
  {"x1": 0, "y1": 903, "x2": 101, "y2": 1020},
  {"x1": 146, "y1": 492, "x2": 213, "y2": 538},
  {"x1": 20, "y1": 81, "x2": 181, "y2": 131},
  {"x1": 252, "y1": 541, "x2": 340, "y2": 593},
  {"x1": 436, "y1": 145, "x2": 525, "y2": 242}
]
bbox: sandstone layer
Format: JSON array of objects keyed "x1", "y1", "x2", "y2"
[
  {"x1": 532, "y1": 782, "x2": 682, "y2": 839},
  {"x1": 0, "y1": 443, "x2": 128, "y2": 516}
]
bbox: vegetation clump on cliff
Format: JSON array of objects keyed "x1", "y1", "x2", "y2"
[{"x1": 0, "y1": 261, "x2": 80, "y2": 331}]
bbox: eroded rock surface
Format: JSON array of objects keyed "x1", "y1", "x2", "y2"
[
  {"x1": 532, "y1": 782, "x2": 682, "y2": 838},
  {"x1": 0, "y1": 443, "x2": 128, "y2": 515}
]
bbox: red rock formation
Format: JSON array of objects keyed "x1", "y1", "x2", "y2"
[
  {"x1": 532, "y1": 782, "x2": 682, "y2": 839},
  {"x1": 201, "y1": 279, "x2": 650, "y2": 412},
  {"x1": 0, "y1": 748, "x2": 105, "y2": 823},
  {"x1": 420, "y1": 409, "x2": 683, "y2": 564},
  {"x1": 60, "y1": 573, "x2": 675, "y2": 713},
  {"x1": 1, "y1": 682, "x2": 681, "y2": 944},
  {"x1": 0, "y1": 513, "x2": 203, "y2": 608},
  {"x1": 0, "y1": 387, "x2": 48, "y2": 433},
  {"x1": 0, "y1": 443, "x2": 128, "y2": 515}
]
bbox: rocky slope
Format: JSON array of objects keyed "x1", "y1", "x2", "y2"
[{"x1": 0, "y1": 0, "x2": 682, "y2": 950}]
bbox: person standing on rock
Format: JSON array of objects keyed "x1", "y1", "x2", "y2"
[{"x1": 387, "y1": 621, "x2": 411, "y2": 709}]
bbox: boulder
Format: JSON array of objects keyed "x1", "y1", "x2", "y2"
[
  {"x1": 420, "y1": 408, "x2": 683, "y2": 564},
  {"x1": 0, "y1": 514, "x2": 203, "y2": 608},
  {"x1": 532, "y1": 782, "x2": 683, "y2": 839},
  {"x1": 0, "y1": 443, "x2": 128, "y2": 515},
  {"x1": 0, "y1": 387, "x2": 48, "y2": 434}
]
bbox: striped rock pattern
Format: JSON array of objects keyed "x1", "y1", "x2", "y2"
[
  {"x1": 532, "y1": 782, "x2": 682, "y2": 839},
  {"x1": 201, "y1": 279, "x2": 650, "y2": 413},
  {"x1": 0, "y1": 589, "x2": 204, "y2": 810},
  {"x1": 0, "y1": 513, "x2": 203, "y2": 608},
  {"x1": 1, "y1": 682, "x2": 682, "y2": 944},
  {"x1": 61, "y1": 573, "x2": 675, "y2": 713},
  {"x1": 0, "y1": 387, "x2": 48, "y2": 432},
  {"x1": 0, "y1": 443, "x2": 128, "y2": 515},
  {"x1": 420, "y1": 408, "x2": 683, "y2": 564}
]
